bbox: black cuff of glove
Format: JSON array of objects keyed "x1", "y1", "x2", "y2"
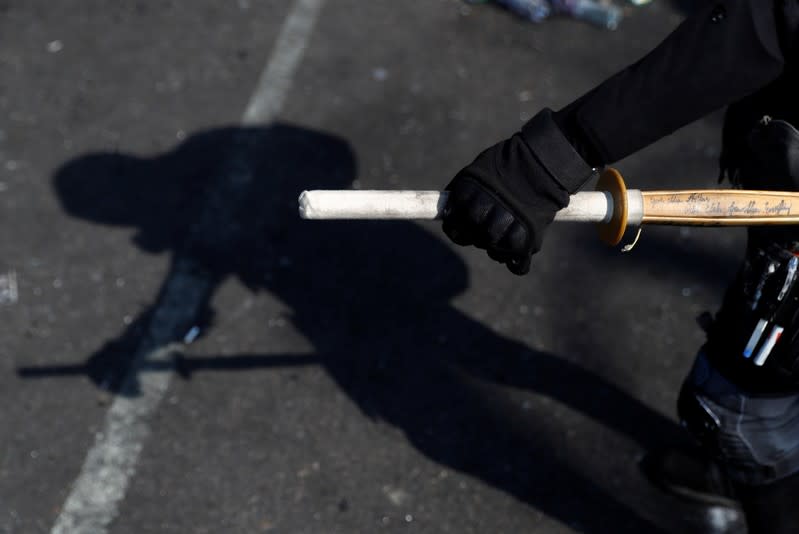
[{"x1": 521, "y1": 108, "x2": 596, "y2": 194}]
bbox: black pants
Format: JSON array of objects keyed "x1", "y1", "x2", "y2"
[{"x1": 680, "y1": 353, "x2": 799, "y2": 533}]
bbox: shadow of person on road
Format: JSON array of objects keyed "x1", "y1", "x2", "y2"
[{"x1": 18, "y1": 123, "x2": 709, "y2": 533}]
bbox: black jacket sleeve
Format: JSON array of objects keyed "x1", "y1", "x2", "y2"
[{"x1": 553, "y1": 0, "x2": 797, "y2": 168}]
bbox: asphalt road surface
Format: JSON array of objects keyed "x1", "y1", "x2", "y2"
[{"x1": 1, "y1": 1, "x2": 750, "y2": 533}]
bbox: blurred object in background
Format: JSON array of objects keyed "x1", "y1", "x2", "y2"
[
  {"x1": 467, "y1": 0, "x2": 653, "y2": 30},
  {"x1": 0, "y1": 270, "x2": 18, "y2": 306}
]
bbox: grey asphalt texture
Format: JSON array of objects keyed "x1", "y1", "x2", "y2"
[{"x1": 0, "y1": 1, "x2": 751, "y2": 533}]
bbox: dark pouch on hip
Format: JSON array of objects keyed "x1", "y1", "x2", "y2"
[
  {"x1": 731, "y1": 117, "x2": 799, "y2": 380},
  {"x1": 738, "y1": 116, "x2": 799, "y2": 192}
]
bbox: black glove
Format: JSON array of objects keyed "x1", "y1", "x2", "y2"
[{"x1": 442, "y1": 109, "x2": 595, "y2": 275}]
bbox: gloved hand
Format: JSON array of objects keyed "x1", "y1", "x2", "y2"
[{"x1": 442, "y1": 109, "x2": 595, "y2": 275}]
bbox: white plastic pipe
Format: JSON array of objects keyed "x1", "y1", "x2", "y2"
[
  {"x1": 298, "y1": 190, "x2": 447, "y2": 220},
  {"x1": 299, "y1": 190, "x2": 644, "y2": 225}
]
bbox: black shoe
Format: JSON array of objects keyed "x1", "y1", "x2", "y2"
[{"x1": 640, "y1": 446, "x2": 739, "y2": 508}]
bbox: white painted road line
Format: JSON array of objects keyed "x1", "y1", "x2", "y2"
[
  {"x1": 50, "y1": 1, "x2": 326, "y2": 532},
  {"x1": 51, "y1": 260, "x2": 214, "y2": 534},
  {"x1": 243, "y1": 0, "x2": 325, "y2": 125}
]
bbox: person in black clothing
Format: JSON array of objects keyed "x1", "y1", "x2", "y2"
[{"x1": 441, "y1": 1, "x2": 799, "y2": 532}]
